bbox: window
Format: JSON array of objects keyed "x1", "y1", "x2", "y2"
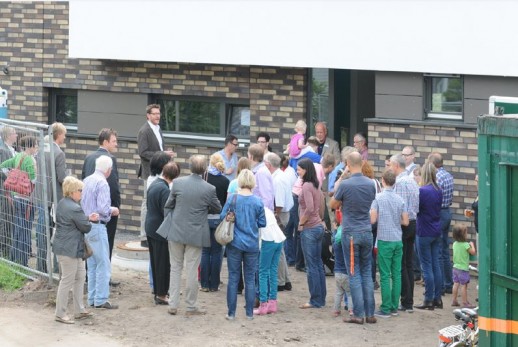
[
  {"x1": 153, "y1": 96, "x2": 249, "y2": 138},
  {"x1": 309, "y1": 68, "x2": 330, "y2": 135},
  {"x1": 424, "y1": 75, "x2": 463, "y2": 120},
  {"x1": 49, "y1": 89, "x2": 78, "y2": 125}
]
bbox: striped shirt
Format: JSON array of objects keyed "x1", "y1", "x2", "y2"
[
  {"x1": 394, "y1": 171, "x2": 419, "y2": 220},
  {"x1": 81, "y1": 170, "x2": 112, "y2": 223},
  {"x1": 436, "y1": 167, "x2": 454, "y2": 208},
  {"x1": 371, "y1": 188, "x2": 406, "y2": 242}
]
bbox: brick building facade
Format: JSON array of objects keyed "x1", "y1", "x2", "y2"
[{"x1": 1, "y1": 1, "x2": 486, "y2": 235}]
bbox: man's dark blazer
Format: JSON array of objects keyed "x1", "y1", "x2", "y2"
[
  {"x1": 137, "y1": 121, "x2": 163, "y2": 180},
  {"x1": 81, "y1": 148, "x2": 121, "y2": 208}
]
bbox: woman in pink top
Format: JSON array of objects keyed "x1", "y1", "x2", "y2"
[{"x1": 297, "y1": 158, "x2": 326, "y2": 308}]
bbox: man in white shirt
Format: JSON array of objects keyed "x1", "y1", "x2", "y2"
[
  {"x1": 402, "y1": 146, "x2": 417, "y2": 179},
  {"x1": 137, "y1": 104, "x2": 175, "y2": 247}
]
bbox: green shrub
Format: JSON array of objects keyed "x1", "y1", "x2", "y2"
[{"x1": 0, "y1": 262, "x2": 26, "y2": 292}]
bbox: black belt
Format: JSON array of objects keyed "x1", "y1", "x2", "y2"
[{"x1": 92, "y1": 220, "x2": 107, "y2": 225}]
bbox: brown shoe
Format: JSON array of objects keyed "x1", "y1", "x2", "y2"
[
  {"x1": 185, "y1": 309, "x2": 206, "y2": 316},
  {"x1": 366, "y1": 316, "x2": 377, "y2": 324},
  {"x1": 168, "y1": 308, "x2": 178, "y2": 315},
  {"x1": 74, "y1": 311, "x2": 94, "y2": 320},
  {"x1": 343, "y1": 316, "x2": 364, "y2": 324}
]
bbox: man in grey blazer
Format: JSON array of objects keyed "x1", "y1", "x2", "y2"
[
  {"x1": 137, "y1": 104, "x2": 174, "y2": 247},
  {"x1": 315, "y1": 122, "x2": 340, "y2": 163},
  {"x1": 157, "y1": 155, "x2": 221, "y2": 316}
]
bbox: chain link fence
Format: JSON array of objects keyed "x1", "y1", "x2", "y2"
[{"x1": 0, "y1": 119, "x2": 59, "y2": 283}]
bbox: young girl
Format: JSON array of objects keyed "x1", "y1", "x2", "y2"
[
  {"x1": 287, "y1": 120, "x2": 307, "y2": 159},
  {"x1": 451, "y1": 224, "x2": 476, "y2": 308}
]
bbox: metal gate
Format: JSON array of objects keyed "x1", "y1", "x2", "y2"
[
  {"x1": 0, "y1": 119, "x2": 59, "y2": 283},
  {"x1": 478, "y1": 115, "x2": 518, "y2": 346}
]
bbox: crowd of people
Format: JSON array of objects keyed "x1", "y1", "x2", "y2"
[{"x1": 0, "y1": 104, "x2": 478, "y2": 325}]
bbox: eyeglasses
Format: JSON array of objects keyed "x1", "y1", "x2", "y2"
[
  {"x1": 149, "y1": 112, "x2": 160, "y2": 115},
  {"x1": 231, "y1": 142, "x2": 239, "y2": 146},
  {"x1": 402, "y1": 153, "x2": 413, "y2": 157},
  {"x1": 77, "y1": 189, "x2": 83, "y2": 192},
  {"x1": 257, "y1": 140, "x2": 267, "y2": 144}
]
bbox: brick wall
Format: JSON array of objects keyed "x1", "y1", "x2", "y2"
[
  {"x1": 0, "y1": 2, "x2": 306, "y2": 233},
  {"x1": 368, "y1": 121, "x2": 479, "y2": 234}
]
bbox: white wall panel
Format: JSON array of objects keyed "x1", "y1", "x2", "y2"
[{"x1": 69, "y1": 0, "x2": 518, "y2": 77}]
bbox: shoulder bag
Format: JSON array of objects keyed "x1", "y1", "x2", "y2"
[
  {"x1": 215, "y1": 194, "x2": 237, "y2": 246},
  {"x1": 3, "y1": 155, "x2": 33, "y2": 197},
  {"x1": 82, "y1": 238, "x2": 94, "y2": 260}
]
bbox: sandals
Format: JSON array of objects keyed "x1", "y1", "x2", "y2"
[
  {"x1": 55, "y1": 316, "x2": 75, "y2": 324},
  {"x1": 452, "y1": 301, "x2": 460, "y2": 307}
]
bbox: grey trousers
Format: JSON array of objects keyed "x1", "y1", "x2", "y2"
[
  {"x1": 55, "y1": 255, "x2": 87, "y2": 319},
  {"x1": 333, "y1": 272, "x2": 353, "y2": 312},
  {"x1": 277, "y1": 246, "x2": 291, "y2": 286},
  {"x1": 168, "y1": 241, "x2": 202, "y2": 311}
]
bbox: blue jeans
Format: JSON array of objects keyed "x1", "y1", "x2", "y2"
[
  {"x1": 200, "y1": 224, "x2": 223, "y2": 290},
  {"x1": 341, "y1": 231, "x2": 375, "y2": 318},
  {"x1": 284, "y1": 194, "x2": 298, "y2": 265},
  {"x1": 86, "y1": 223, "x2": 111, "y2": 306},
  {"x1": 416, "y1": 235, "x2": 443, "y2": 301},
  {"x1": 226, "y1": 244, "x2": 258, "y2": 318},
  {"x1": 439, "y1": 208, "x2": 453, "y2": 291},
  {"x1": 10, "y1": 197, "x2": 34, "y2": 267},
  {"x1": 300, "y1": 225, "x2": 326, "y2": 307},
  {"x1": 259, "y1": 240, "x2": 282, "y2": 302}
]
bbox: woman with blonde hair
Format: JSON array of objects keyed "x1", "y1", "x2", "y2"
[
  {"x1": 223, "y1": 169, "x2": 266, "y2": 320},
  {"x1": 200, "y1": 152, "x2": 230, "y2": 292},
  {"x1": 415, "y1": 162, "x2": 443, "y2": 310},
  {"x1": 53, "y1": 176, "x2": 99, "y2": 324},
  {"x1": 227, "y1": 157, "x2": 251, "y2": 194}
]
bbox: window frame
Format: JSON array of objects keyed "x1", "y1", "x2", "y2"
[
  {"x1": 48, "y1": 88, "x2": 78, "y2": 130},
  {"x1": 424, "y1": 74, "x2": 464, "y2": 121},
  {"x1": 150, "y1": 94, "x2": 250, "y2": 140}
]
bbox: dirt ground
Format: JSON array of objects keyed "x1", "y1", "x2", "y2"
[{"x1": 0, "y1": 256, "x2": 479, "y2": 347}]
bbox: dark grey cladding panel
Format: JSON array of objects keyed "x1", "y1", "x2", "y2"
[
  {"x1": 464, "y1": 75, "x2": 518, "y2": 99},
  {"x1": 375, "y1": 94, "x2": 423, "y2": 121},
  {"x1": 375, "y1": 72, "x2": 423, "y2": 96},
  {"x1": 77, "y1": 91, "x2": 147, "y2": 137},
  {"x1": 464, "y1": 98, "x2": 487, "y2": 124}
]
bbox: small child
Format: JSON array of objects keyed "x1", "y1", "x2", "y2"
[
  {"x1": 287, "y1": 120, "x2": 307, "y2": 159},
  {"x1": 332, "y1": 224, "x2": 353, "y2": 317},
  {"x1": 451, "y1": 224, "x2": 476, "y2": 308}
]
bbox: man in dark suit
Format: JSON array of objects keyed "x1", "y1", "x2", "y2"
[
  {"x1": 0, "y1": 126, "x2": 16, "y2": 257},
  {"x1": 82, "y1": 129, "x2": 120, "y2": 285},
  {"x1": 157, "y1": 155, "x2": 221, "y2": 316},
  {"x1": 137, "y1": 104, "x2": 174, "y2": 247}
]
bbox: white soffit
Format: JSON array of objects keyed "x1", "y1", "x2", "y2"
[{"x1": 69, "y1": 0, "x2": 518, "y2": 77}]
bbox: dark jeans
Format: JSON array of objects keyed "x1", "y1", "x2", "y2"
[
  {"x1": 400, "y1": 220, "x2": 416, "y2": 308},
  {"x1": 342, "y1": 230, "x2": 375, "y2": 318},
  {"x1": 300, "y1": 225, "x2": 326, "y2": 307},
  {"x1": 413, "y1": 243, "x2": 422, "y2": 280},
  {"x1": 439, "y1": 208, "x2": 453, "y2": 291},
  {"x1": 226, "y1": 244, "x2": 258, "y2": 318},
  {"x1": 416, "y1": 235, "x2": 443, "y2": 301},
  {"x1": 371, "y1": 223, "x2": 378, "y2": 283},
  {"x1": 10, "y1": 197, "x2": 34, "y2": 267},
  {"x1": 284, "y1": 194, "x2": 298, "y2": 265},
  {"x1": 106, "y1": 215, "x2": 118, "y2": 261},
  {"x1": 200, "y1": 224, "x2": 223, "y2": 290}
]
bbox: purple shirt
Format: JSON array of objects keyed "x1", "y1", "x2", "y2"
[
  {"x1": 416, "y1": 184, "x2": 442, "y2": 237},
  {"x1": 252, "y1": 162, "x2": 274, "y2": 211},
  {"x1": 81, "y1": 170, "x2": 112, "y2": 223}
]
